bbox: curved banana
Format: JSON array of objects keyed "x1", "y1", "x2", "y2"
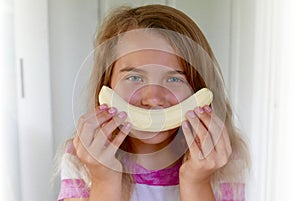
[{"x1": 98, "y1": 86, "x2": 213, "y2": 132}]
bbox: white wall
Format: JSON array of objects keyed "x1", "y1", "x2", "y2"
[
  {"x1": 175, "y1": 0, "x2": 232, "y2": 87},
  {"x1": 49, "y1": 0, "x2": 98, "y2": 154},
  {"x1": 99, "y1": 0, "x2": 167, "y2": 19},
  {"x1": 0, "y1": 1, "x2": 21, "y2": 200},
  {"x1": 48, "y1": 0, "x2": 98, "y2": 196}
]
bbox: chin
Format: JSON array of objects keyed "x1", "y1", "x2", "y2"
[{"x1": 129, "y1": 128, "x2": 177, "y2": 145}]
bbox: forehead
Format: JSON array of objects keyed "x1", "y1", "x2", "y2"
[
  {"x1": 116, "y1": 29, "x2": 176, "y2": 58},
  {"x1": 114, "y1": 49, "x2": 183, "y2": 72},
  {"x1": 114, "y1": 30, "x2": 183, "y2": 71}
]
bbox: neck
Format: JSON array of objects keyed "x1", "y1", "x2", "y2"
[
  {"x1": 128, "y1": 133, "x2": 180, "y2": 170},
  {"x1": 128, "y1": 132, "x2": 175, "y2": 154}
]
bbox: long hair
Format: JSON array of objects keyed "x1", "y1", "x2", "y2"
[{"x1": 63, "y1": 4, "x2": 250, "y2": 201}]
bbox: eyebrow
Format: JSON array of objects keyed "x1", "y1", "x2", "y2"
[
  {"x1": 119, "y1": 66, "x2": 186, "y2": 75},
  {"x1": 166, "y1": 70, "x2": 186, "y2": 76},
  {"x1": 119, "y1": 67, "x2": 145, "y2": 73}
]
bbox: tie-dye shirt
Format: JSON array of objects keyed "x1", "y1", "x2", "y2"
[{"x1": 57, "y1": 152, "x2": 245, "y2": 201}]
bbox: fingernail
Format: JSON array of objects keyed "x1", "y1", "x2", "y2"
[
  {"x1": 183, "y1": 121, "x2": 189, "y2": 128},
  {"x1": 99, "y1": 104, "x2": 108, "y2": 110},
  {"x1": 196, "y1": 107, "x2": 204, "y2": 114},
  {"x1": 204, "y1": 105, "x2": 212, "y2": 113},
  {"x1": 124, "y1": 122, "x2": 131, "y2": 130},
  {"x1": 118, "y1": 112, "x2": 127, "y2": 119},
  {"x1": 108, "y1": 107, "x2": 117, "y2": 114},
  {"x1": 188, "y1": 111, "x2": 196, "y2": 118}
]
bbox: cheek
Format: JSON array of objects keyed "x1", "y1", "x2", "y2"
[
  {"x1": 166, "y1": 87, "x2": 194, "y2": 103},
  {"x1": 127, "y1": 90, "x2": 141, "y2": 105},
  {"x1": 112, "y1": 84, "x2": 138, "y2": 103},
  {"x1": 164, "y1": 93, "x2": 182, "y2": 105}
]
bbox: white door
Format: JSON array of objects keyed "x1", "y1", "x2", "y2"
[{"x1": 14, "y1": 0, "x2": 54, "y2": 200}]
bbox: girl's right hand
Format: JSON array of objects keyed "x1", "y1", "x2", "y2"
[{"x1": 72, "y1": 104, "x2": 131, "y2": 183}]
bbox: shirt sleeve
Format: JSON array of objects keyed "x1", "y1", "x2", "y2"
[
  {"x1": 57, "y1": 153, "x2": 90, "y2": 201},
  {"x1": 217, "y1": 182, "x2": 245, "y2": 201}
]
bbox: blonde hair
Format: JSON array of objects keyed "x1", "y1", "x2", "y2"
[{"x1": 61, "y1": 4, "x2": 250, "y2": 201}]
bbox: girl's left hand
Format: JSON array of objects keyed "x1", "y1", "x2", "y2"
[{"x1": 180, "y1": 105, "x2": 232, "y2": 185}]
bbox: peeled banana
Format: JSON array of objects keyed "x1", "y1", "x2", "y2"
[{"x1": 98, "y1": 86, "x2": 213, "y2": 132}]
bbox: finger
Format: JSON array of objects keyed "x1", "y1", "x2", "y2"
[
  {"x1": 186, "y1": 110, "x2": 209, "y2": 144},
  {"x1": 214, "y1": 132, "x2": 230, "y2": 167},
  {"x1": 73, "y1": 135, "x2": 91, "y2": 160},
  {"x1": 76, "y1": 104, "x2": 108, "y2": 137},
  {"x1": 186, "y1": 110, "x2": 202, "y2": 133},
  {"x1": 217, "y1": 130, "x2": 232, "y2": 159},
  {"x1": 73, "y1": 135, "x2": 80, "y2": 151},
  {"x1": 186, "y1": 110, "x2": 215, "y2": 158},
  {"x1": 82, "y1": 107, "x2": 117, "y2": 134},
  {"x1": 77, "y1": 107, "x2": 117, "y2": 146},
  {"x1": 201, "y1": 105, "x2": 224, "y2": 128},
  {"x1": 101, "y1": 111, "x2": 128, "y2": 138},
  {"x1": 80, "y1": 128, "x2": 112, "y2": 164},
  {"x1": 90, "y1": 123, "x2": 131, "y2": 170},
  {"x1": 209, "y1": 113, "x2": 226, "y2": 146},
  {"x1": 105, "y1": 122, "x2": 131, "y2": 154},
  {"x1": 194, "y1": 106, "x2": 223, "y2": 146},
  {"x1": 220, "y1": 123, "x2": 232, "y2": 155},
  {"x1": 88, "y1": 111, "x2": 128, "y2": 153},
  {"x1": 200, "y1": 131, "x2": 215, "y2": 158},
  {"x1": 194, "y1": 107, "x2": 229, "y2": 165},
  {"x1": 76, "y1": 104, "x2": 108, "y2": 133},
  {"x1": 79, "y1": 104, "x2": 108, "y2": 121},
  {"x1": 89, "y1": 128, "x2": 109, "y2": 155},
  {"x1": 181, "y1": 121, "x2": 202, "y2": 160},
  {"x1": 96, "y1": 107, "x2": 118, "y2": 127}
]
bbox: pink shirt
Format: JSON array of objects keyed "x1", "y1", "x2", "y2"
[{"x1": 58, "y1": 153, "x2": 245, "y2": 201}]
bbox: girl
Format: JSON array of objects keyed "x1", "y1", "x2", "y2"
[{"x1": 57, "y1": 4, "x2": 250, "y2": 201}]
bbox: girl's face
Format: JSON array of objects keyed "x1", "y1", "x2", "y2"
[{"x1": 110, "y1": 31, "x2": 193, "y2": 152}]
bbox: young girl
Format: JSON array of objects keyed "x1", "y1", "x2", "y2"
[{"x1": 57, "y1": 4, "x2": 250, "y2": 201}]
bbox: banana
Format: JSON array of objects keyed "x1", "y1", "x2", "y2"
[{"x1": 98, "y1": 86, "x2": 213, "y2": 132}]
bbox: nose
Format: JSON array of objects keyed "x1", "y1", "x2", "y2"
[{"x1": 141, "y1": 85, "x2": 166, "y2": 109}]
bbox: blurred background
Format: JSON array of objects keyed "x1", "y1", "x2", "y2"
[{"x1": 0, "y1": 0, "x2": 299, "y2": 200}]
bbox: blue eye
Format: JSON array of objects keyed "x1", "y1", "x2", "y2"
[
  {"x1": 167, "y1": 77, "x2": 183, "y2": 83},
  {"x1": 127, "y1": 75, "x2": 143, "y2": 82}
]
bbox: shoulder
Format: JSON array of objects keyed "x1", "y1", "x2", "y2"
[
  {"x1": 57, "y1": 178, "x2": 90, "y2": 201},
  {"x1": 60, "y1": 141, "x2": 84, "y2": 179},
  {"x1": 57, "y1": 140, "x2": 91, "y2": 201},
  {"x1": 215, "y1": 182, "x2": 245, "y2": 201}
]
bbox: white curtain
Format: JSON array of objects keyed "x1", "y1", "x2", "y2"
[
  {"x1": 247, "y1": 0, "x2": 300, "y2": 200},
  {"x1": 267, "y1": 0, "x2": 300, "y2": 200},
  {"x1": 0, "y1": 0, "x2": 21, "y2": 200}
]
